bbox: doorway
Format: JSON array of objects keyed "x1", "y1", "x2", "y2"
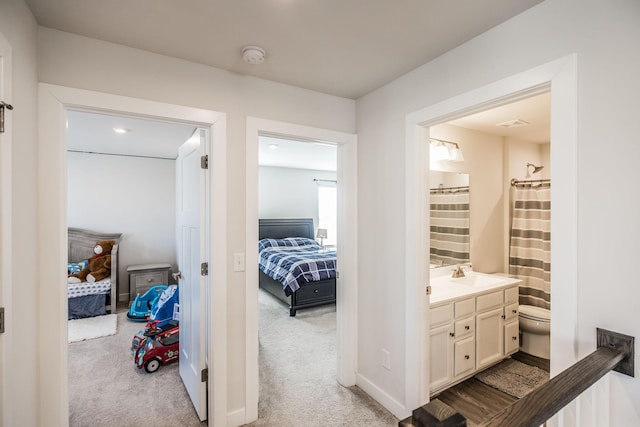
[
  {"x1": 403, "y1": 55, "x2": 578, "y2": 414},
  {"x1": 38, "y1": 83, "x2": 227, "y2": 427},
  {"x1": 65, "y1": 110, "x2": 206, "y2": 422},
  {"x1": 244, "y1": 117, "x2": 357, "y2": 424}
]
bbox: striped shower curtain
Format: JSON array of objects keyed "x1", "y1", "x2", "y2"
[
  {"x1": 509, "y1": 184, "x2": 551, "y2": 309},
  {"x1": 430, "y1": 187, "x2": 470, "y2": 266}
]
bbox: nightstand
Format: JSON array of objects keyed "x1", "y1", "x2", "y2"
[{"x1": 127, "y1": 263, "x2": 172, "y2": 301}]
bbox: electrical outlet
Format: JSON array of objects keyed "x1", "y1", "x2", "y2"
[{"x1": 381, "y1": 349, "x2": 391, "y2": 370}]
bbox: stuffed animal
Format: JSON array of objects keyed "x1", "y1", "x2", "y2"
[{"x1": 68, "y1": 240, "x2": 115, "y2": 284}]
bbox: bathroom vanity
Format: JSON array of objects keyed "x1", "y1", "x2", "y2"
[{"x1": 429, "y1": 271, "x2": 521, "y2": 395}]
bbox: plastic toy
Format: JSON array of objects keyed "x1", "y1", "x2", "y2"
[
  {"x1": 131, "y1": 285, "x2": 181, "y2": 373},
  {"x1": 134, "y1": 325, "x2": 179, "y2": 373},
  {"x1": 127, "y1": 285, "x2": 169, "y2": 321}
]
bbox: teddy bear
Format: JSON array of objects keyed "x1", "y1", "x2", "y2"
[{"x1": 68, "y1": 240, "x2": 115, "y2": 284}]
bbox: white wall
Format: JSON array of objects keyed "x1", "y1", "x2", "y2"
[
  {"x1": 356, "y1": 0, "x2": 640, "y2": 424},
  {"x1": 67, "y1": 152, "x2": 178, "y2": 301},
  {"x1": 258, "y1": 166, "x2": 336, "y2": 232},
  {"x1": 0, "y1": 1, "x2": 39, "y2": 426},
  {"x1": 37, "y1": 27, "x2": 355, "y2": 422}
]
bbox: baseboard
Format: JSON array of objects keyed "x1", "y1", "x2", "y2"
[
  {"x1": 356, "y1": 373, "x2": 408, "y2": 420},
  {"x1": 227, "y1": 407, "x2": 246, "y2": 427}
]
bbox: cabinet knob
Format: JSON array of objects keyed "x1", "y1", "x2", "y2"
[
  {"x1": 512, "y1": 309, "x2": 517, "y2": 314},
  {"x1": 501, "y1": 314, "x2": 506, "y2": 319},
  {"x1": 314, "y1": 289, "x2": 319, "y2": 293},
  {"x1": 449, "y1": 332, "x2": 455, "y2": 337},
  {"x1": 147, "y1": 278, "x2": 153, "y2": 282},
  {"x1": 464, "y1": 355, "x2": 470, "y2": 360},
  {"x1": 512, "y1": 336, "x2": 518, "y2": 340},
  {"x1": 464, "y1": 325, "x2": 470, "y2": 330}
]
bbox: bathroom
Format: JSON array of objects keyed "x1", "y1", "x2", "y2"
[{"x1": 428, "y1": 91, "x2": 551, "y2": 363}]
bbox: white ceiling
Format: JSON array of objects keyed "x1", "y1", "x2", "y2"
[
  {"x1": 67, "y1": 110, "x2": 197, "y2": 159},
  {"x1": 448, "y1": 92, "x2": 550, "y2": 143},
  {"x1": 25, "y1": 0, "x2": 543, "y2": 100}
]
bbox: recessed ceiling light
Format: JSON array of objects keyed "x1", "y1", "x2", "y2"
[
  {"x1": 268, "y1": 144, "x2": 279, "y2": 149},
  {"x1": 113, "y1": 127, "x2": 129, "y2": 134}
]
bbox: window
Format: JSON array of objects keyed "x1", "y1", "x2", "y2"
[{"x1": 317, "y1": 184, "x2": 337, "y2": 246}]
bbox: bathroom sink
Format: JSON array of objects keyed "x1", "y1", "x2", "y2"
[{"x1": 450, "y1": 273, "x2": 507, "y2": 287}]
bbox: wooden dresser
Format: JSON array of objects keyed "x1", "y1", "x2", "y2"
[{"x1": 127, "y1": 263, "x2": 172, "y2": 301}]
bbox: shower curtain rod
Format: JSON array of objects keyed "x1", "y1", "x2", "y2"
[
  {"x1": 430, "y1": 185, "x2": 469, "y2": 193},
  {"x1": 511, "y1": 178, "x2": 551, "y2": 187}
]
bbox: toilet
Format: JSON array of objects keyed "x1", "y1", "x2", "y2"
[{"x1": 518, "y1": 305, "x2": 551, "y2": 359}]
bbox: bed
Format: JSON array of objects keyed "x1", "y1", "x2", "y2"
[
  {"x1": 67, "y1": 227, "x2": 122, "y2": 319},
  {"x1": 258, "y1": 218, "x2": 336, "y2": 316}
]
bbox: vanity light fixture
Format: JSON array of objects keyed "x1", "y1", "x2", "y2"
[{"x1": 430, "y1": 138, "x2": 464, "y2": 162}]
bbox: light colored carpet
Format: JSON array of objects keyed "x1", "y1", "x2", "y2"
[
  {"x1": 475, "y1": 358, "x2": 549, "y2": 398},
  {"x1": 68, "y1": 314, "x2": 118, "y2": 343},
  {"x1": 68, "y1": 309, "x2": 204, "y2": 427},
  {"x1": 69, "y1": 292, "x2": 398, "y2": 426},
  {"x1": 245, "y1": 289, "x2": 398, "y2": 427}
]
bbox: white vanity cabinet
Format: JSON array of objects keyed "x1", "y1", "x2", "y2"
[
  {"x1": 429, "y1": 280, "x2": 520, "y2": 395},
  {"x1": 429, "y1": 297, "x2": 476, "y2": 391}
]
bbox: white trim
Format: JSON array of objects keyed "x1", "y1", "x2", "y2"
[
  {"x1": 245, "y1": 117, "x2": 358, "y2": 424},
  {"x1": 37, "y1": 83, "x2": 227, "y2": 427},
  {"x1": 356, "y1": 373, "x2": 407, "y2": 419},
  {"x1": 0, "y1": 30, "x2": 12, "y2": 427},
  {"x1": 404, "y1": 54, "x2": 579, "y2": 412}
]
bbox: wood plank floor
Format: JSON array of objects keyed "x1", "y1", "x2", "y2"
[{"x1": 429, "y1": 352, "x2": 550, "y2": 427}]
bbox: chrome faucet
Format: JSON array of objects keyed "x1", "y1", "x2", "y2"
[{"x1": 451, "y1": 264, "x2": 465, "y2": 278}]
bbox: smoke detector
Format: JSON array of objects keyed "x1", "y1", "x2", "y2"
[{"x1": 242, "y1": 46, "x2": 266, "y2": 65}]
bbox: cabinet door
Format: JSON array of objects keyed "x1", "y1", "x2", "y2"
[
  {"x1": 429, "y1": 323, "x2": 453, "y2": 392},
  {"x1": 504, "y1": 320, "x2": 520, "y2": 355},
  {"x1": 454, "y1": 336, "x2": 476, "y2": 377},
  {"x1": 476, "y1": 307, "x2": 504, "y2": 368}
]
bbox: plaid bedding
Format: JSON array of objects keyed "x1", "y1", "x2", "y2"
[{"x1": 258, "y1": 239, "x2": 337, "y2": 295}]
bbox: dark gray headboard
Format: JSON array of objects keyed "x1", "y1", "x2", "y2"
[{"x1": 259, "y1": 218, "x2": 314, "y2": 240}]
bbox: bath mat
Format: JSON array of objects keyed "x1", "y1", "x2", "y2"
[
  {"x1": 68, "y1": 314, "x2": 118, "y2": 343},
  {"x1": 475, "y1": 358, "x2": 548, "y2": 398}
]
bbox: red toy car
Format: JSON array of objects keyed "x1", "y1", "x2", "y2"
[{"x1": 133, "y1": 325, "x2": 179, "y2": 373}]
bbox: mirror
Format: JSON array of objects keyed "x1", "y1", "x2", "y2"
[{"x1": 430, "y1": 171, "x2": 470, "y2": 268}]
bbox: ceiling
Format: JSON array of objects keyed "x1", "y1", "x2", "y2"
[
  {"x1": 26, "y1": 0, "x2": 542, "y2": 100},
  {"x1": 67, "y1": 92, "x2": 548, "y2": 166}
]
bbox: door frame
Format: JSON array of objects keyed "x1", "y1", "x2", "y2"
[
  {"x1": 404, "y1": 54, "x2": 578, "y2": 411},
  {"x1": 0, "y1": 30, "x2": 12, "y2": 427},
  {"x1": 38, "y1": 83, "x2": 228, "y2": 427},
  {"x1": 244, "y1": 117, "x2": 357, "y2": 424}
]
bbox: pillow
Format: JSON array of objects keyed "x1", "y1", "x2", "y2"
[
  {"x1": 258, "y1": 237, "x2": 320, "y2": 252},
  {"x1": 68, "y1": 259, "x2": 89, "y2": 276}
]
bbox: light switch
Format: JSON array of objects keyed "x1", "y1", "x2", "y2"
[{"x1": 233, "y1": 253, "x2": 245, "y2": 272}]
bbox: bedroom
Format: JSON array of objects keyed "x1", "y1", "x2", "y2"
[{"x1": 65, "y1": 109, "x2": 207, "y2": 424}]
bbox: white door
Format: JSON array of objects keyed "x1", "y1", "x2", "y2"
[
  {"x1": 176, "y1": 129, "x2": 208, "y2": 421},
  {"x1": 0, "y1": 31, "x2": 12, "y2": 425}
]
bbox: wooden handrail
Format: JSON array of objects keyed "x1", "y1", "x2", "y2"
[{"x1": 477, "y1": 347, "x2": 624, "y2": 427}]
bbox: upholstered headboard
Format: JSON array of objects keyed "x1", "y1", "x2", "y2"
[{"x1": 258, "y1": 218, "x2": 314, "y2": 240}]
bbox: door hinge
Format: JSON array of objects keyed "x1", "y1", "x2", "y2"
[
  {"x1": 201, "y1": 368, "x2": 208, "y2": 382},
  {"x1": 425, "y1": 285, "x2": 432, "y2": 296},
  {"x1": 0, "y1": 101, "x2": 13, "y2": 134},
  {"x1": 0, "y1": 307, "x2": 5, "y2": 333},
  {"x1": 201, "y1": 262, "x2": 209, "y2": 276},
  {"x1": 201, "y1": 154, "x2": 209, "y2": 169}
]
